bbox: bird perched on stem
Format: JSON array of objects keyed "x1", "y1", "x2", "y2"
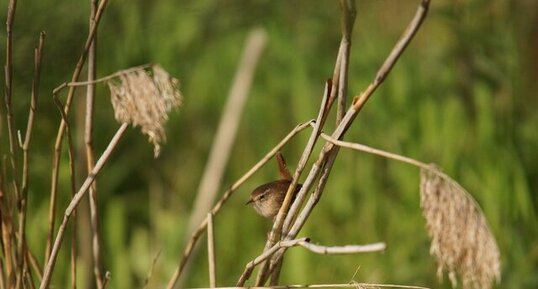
[{"x1": 246, "y1": 179, "x2": 302, "y2": 219}]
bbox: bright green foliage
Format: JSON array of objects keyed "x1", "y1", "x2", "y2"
[{"x1": 0, "y1": 0, "x2": 536, "y2": 289}]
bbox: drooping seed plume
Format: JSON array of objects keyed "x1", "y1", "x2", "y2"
[
  {"x1": 420, "y1": 167, "x2": 501, "y2": 289},
  {"x1": 107, "y1": 64, "x2": 182, "y2": 157}
]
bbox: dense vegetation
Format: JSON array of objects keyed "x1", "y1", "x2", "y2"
[{"x1": 1, "y1": 0, "x2": 536, "y2": 288}]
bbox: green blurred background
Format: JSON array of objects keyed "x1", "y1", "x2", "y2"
[{"x1": 1, "y1": 0, "x2": 537, "y2": 288}]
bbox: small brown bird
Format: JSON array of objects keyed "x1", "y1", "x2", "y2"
[{"x1": 246, "y1": 179, "x2": 302, "y2": 219}]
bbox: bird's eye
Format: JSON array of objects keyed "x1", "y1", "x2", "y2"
[{"x1": 259, "y1": 194, "x2": 265, "y2": 200}]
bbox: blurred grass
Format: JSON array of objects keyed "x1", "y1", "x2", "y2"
[{"x1": 0, "y1": 0, "x2": 537, "y2": 288}]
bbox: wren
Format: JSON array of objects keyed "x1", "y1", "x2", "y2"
[{"x1": 246, "y1": 179, "x2": 302, "y2": 219}]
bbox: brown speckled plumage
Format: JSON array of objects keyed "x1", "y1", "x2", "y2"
[{"x1": 246, "y1": 180, "x2": 302, "y2": 219}]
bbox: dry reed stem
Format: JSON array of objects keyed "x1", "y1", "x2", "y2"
[
  {"x1": 420, "y1": 169, "x2": 501, "y2": 289},
  {"x1": 4, "y1": 0, "x2": 21, "y2": 201},
  {"x1": 238, "y1": 238, "x2": 309, "y2": 286},
  {"x1": 39, "y1": 123, "x2": 128, "y2": 289},
  {"x1": 16, "y1": 31, "x2": 45, "y2": 289},
  {"x1": 238, "y1": 237, "x2": 385, "y2": 286},
  {"x1": 336, "y1": 0, "x2": 356, "y2": 124},
  {"x1": 165, "y1": 121, "x2": 313, "y2": 289},
  {"x1": 207, "y1": 213, "x2": 216, "y2": 288},
  {"x1": 46, "y1": 0, "x2": 109, "y2": 265},
  {"x1": 0, "y1": 203, "x2": 14, "y2": 289},
  {"x1": 102, "y1": 271, "x2": 110, "y2": 289},
  {"x1": 26, "y1": 249, "x2": 42, "y2": 282},
  {"x1": 53, "y1": 87, "x2": 79, "y2": 289},
  {"x1": 187, "y1": 28, "x2": 267, "y2": 241},
  {"x1": 4, "y1": 2, "x2": 20, "y2": 287},
  {"x1": 86, "y1": 0, "x2": 104, "y2": 287},
  {"x1": 318, "y1": 132, "x2": 431, "y2": 170},
  {"x1": 142, "y1": 250, "x2": 161, "y2": 289},
  {"x1": 227, "y1": 282, "x2": 429, "y2": 289}
]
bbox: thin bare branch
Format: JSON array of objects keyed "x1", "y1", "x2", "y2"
[
  {"x1": 336, "y1": 0, "x2": 356, "y2": 124},
  {"x1": 297, "y1": 241, "x2": 385, "y2": 255},
  {"x1": 26, "y1": 248, "x2": 42, "y2": 282},
  {"x1": 190, "y1": 284, "x2": 429, "y2": 289},
  {"x1": 318, "y1": 131, "x2": 431, "y2": 170},
  {"x1": 39, "y1": 123, "x2": 128, "y2": 289},
  {"x1": 142, "y1": 250, "x2": 161, "y2": 289},
  {"x1": 56, "y1": 64, "x2": 152, "y2": 92},
  {"x1": 237, "y1": 238, "x2": 310, "y2": 286},
  {"x1": 4, "y1": 2, "x2": 20, "y2": 288},
  {"x1": 351, "y1": 0, "x2": 429, "y2": 112},
  {"x1": 16, "y1": 31, "x2": 45, "y2": 289},
  {"x1": 207, "y1": 213, "x2": 216, "y2": 288},
  {"x1": 86, "y1": 0, "x2": 104, "y2": 287}
]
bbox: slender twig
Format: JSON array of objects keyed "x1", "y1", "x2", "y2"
[
  {"x1": 0, "y1": 207, "x2": 14, "y2": 289},
  {"x1": 282, "y1": 80, "x2": 332, "y2": 232},
  {"x1": 351, "y1": 0, "x2": 429, "y2": 113},
  {"x1": 0, "y1": 261, "x2": 5, "y2": 289},
  {"x1": 4, "y1": 2, "x2": 19, "y2": 287},
  {"x1": 0, "y1": 258, "x2": 5, "y2": 289},
  {"x1": 86, "y1": 1, "x2": 104, "y2": 288},
  {"x1": 237, "y1": 238, "x2": 310, "y2": 286},
  {"x1": 26, "y1": 248, "x2": 42, "y2": 282},
  {"x1": 23, "y1": 270, "x2": 35, "y2": 289},
  {"x1": 296, "y1": 241, "x2": 385, "y2": 255},
  {"x1": 207, "y1": 213, "x2": 216, "y2": 288},
  {"x1": 39, "y1": 123, "x2": 128, "y2": 289},
  {"x1": 4, "y1": 0, "x2": 21, "y2": 196},
  {"x1": 53, "y1": 88, "x2": 80, "y2": 289},
  {"x1": 46, "y1": 0, "x2": 109, "y2": 265},
  {"x1": 102, "y1": 272, "x2": 110, "y2": 289},
  {"x1": 165, "y1": 121, "x2": 312, "y2": 289},
  {"x1": 16, "y1": 31, "x2": 45, "y2": 289},
  {"x1": 319, "y1": 132, "x2": 431, "y2": 170},
  {"x1": 190, "y1": 284, "x2": 430, "y2": 289},
  {"x1": 238, "y1": 238, "x2": 385, "y2": 286},
  {"x1": 55, "y1": 64, "x2": 153, "y2": 92},
  {"x1": 336, "y1": 0, "x2": 356, "y2": 124},
  {"x1": 58, "y1": 95, "x2": 79, "y2": 289},
  {"x1": 142, "y1": 250, "x2": 161, "y2": 289}
]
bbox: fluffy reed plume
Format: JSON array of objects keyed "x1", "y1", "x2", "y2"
[
  {"x1": 420, "y1": 168, "x2": 501, "y2": 289},
  {"x1": 108, "y1": 65, "x2": 182, "y2": 157}
]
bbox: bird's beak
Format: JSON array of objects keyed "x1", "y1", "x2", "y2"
[{"x1": 245, "y1": 198, "x2": 253, "y2": 205}]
